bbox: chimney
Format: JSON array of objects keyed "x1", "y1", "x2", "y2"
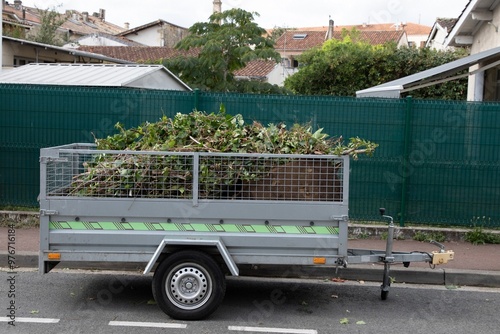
[
  {"x1": 14, "y1": 0, "x2": 22, "y2": 9},
  {"x1": 213, "y1": 0, "x2": 222, "y2": 14},
  {"x1": 326, "y1": 18, "x2": 334, "y2": 40},
  {"x1": 99, "y1": 8, "x2": 106, "y2": 21},
  {"x1": 82, "y1": 11, "x2": 89, "y2": 22},
  {"x1": 124, "y1": 22, "x2": 130, "y2": 29}
]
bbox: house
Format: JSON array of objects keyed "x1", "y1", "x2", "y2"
[
  {"x1": 0, "y1": 63, "x2": 191, "y2": 91},
  {"x1": 116, "y1": 19, "x2": 189, "y2": 47},
  {"x1": 2, "y1": 1, "x2": 125, "y2": 42},
  {"x1": 2, "y1": 1, "x2": 33, "y2": 38},
  {"x1": 340, "y1": 22, "x2": 430, "y2": 48},
  {"x1": 358, "y1": 0, "x2": 500, "y2": 101},
  {"x1": 443, "y1": 0, "x2": 500, "y2": 100},
  {"x1": 234, "y1": 59, "x2": 286, "y2": 86},
  {"x1": 275, "y1": 21, "x2": 408, "y2": 72},
  {"x1": 296, "y1": 22, "x2": 430, "y2": 48},
  {"x1": 1, "y1": 36, "x2": 134, "y2": 68},
  {"x1": 425, "y1": 18, "x2": 458, "y2": 50}
]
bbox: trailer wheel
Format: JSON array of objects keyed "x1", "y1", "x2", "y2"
[{"x1": 152, "y1": 250, "x2": 226, "y2": 320}]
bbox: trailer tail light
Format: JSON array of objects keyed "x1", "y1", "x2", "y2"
[
  {"x1": 48, "y1": 253, "x2": 61, "y2": 260},
  {"x1": 432, "y1": 250, "x2": 454, "y2": 265}
]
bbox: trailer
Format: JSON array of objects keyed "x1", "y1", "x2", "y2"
[{"x1": 39, "y1": 143, "x2": 454, "y2": 320}]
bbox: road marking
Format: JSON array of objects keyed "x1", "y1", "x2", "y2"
[
  {"x1": 228, "y1": 326, "x2": 317, "y2": 334},
  {"x1": 109, "y1": 320, "x2": 187, "y2": 329},
  {"x1": 0, "y1": 317, "x2": 60, "y2": 323}
]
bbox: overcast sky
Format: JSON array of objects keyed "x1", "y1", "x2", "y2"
[{"x1": 20, "y1": 0, "x2": 470, "y2": 29}]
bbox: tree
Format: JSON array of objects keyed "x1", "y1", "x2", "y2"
[
  {"x1": 164, "y1": 8, "x2": 281, "y2": 92},
  {"x1": 28, "y1": 6, "x2": 67, "y2": 46},
  {"x1": 268, "y1": 26, "x2": 295, "y2": 42},
  {"x1": 284, "y1": 31, "x2": 469, "y2": 100}
]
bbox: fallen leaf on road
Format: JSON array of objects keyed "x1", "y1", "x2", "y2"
[
  {"x1": 331, "y1": 294, "x2": 339, "y2": 299},
  {"x1": 340, "y1": 318, "x2": 349, "y2": 325},
  {"x1": 331, "y1": 277, "x2": 346, "y2": 283},
  {"x1": 356, "y1": 320, "x2": 366, "y2": 325}
]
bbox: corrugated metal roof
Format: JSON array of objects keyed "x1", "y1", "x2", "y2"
[
  {"x1": 356, "y1": 46, "x2": 500, "y2": 98},
  {"x1": 0, "y1": 63, "x2": 191, "y2": 91}
]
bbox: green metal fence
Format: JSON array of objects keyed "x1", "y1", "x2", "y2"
[{"x1": 1, "y1": 84, "x2": 499, "y2": 227}]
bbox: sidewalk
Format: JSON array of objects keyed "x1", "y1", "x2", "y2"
[{"x1": 1, "y1": 227, "x2": 500, "y2": 288}]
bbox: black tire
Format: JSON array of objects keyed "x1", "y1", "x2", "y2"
[
  {"x1": 381, "y1": 263, "x2": 391, "y2": 301},
  {"x1": 152, "y1": 250, "x2": 226, "y2": 320},
  {"x1": 381, "y1": 289, "x2": 389, "y2": 300}
]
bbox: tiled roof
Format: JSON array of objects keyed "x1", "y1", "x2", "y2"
[
  {"x1": 359, "y1": 30, "x2": 406, "y2": 45},
  {"x1": 2, "y1": 11, "x2": 32, "y2": 26},
  {"x1": 2, "y1": 4, "x2": 40, "y2": 24},
  {"x1": 296, "y1": 22, "x2": 431, "y2": 35},
  {"x1": 77, "y1": 46, "x2": 200, "y2": 63},
  {"x1": 61, "y1": 12, "x2": 125, "y2": 36},
  {"x1": 2, "y1": 3, "x2": 125, "y2": 36},
  {"x1": 274, "y1": 31, "x2": 328, "y2": 51},
  {"x1": 234, "y1": 60, "x2": 278, "y2": 77},
  {"x1": 275, "y1": 30, "x2": 405, "y2": 51},
  {"x1": 436, "y1": 18, "x2": 458, "y2": 31},
  {"x1": 117, "y1": 19, "x2": 187, "y2": 36},
  {"x1": 336, "y1": 23, "x2": 431, "y2": 35}
]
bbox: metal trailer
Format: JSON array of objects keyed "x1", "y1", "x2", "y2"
[{"x1": 39, "y1": 144, "x2": 454, "y2": 320}]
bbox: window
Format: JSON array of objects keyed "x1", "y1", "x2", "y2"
[
  {"x1": 13, "y1": 57, "x2": 35, "y2": 67},
  {"x1": 293, "y1": 34, "x2": 307, "y2": 40},
  {"x1": 483, "y1": 66, "x2": 500, "y2": 101}
]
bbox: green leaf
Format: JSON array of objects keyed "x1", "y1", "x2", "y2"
[
  {"x1": 356, "y1": 320, "x2": 366, "y2": 325},
  {"x1": 340, "y1": 318, "x2": 349, "y2": 325}
]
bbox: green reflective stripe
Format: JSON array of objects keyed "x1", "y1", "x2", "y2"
[{"x1": 49, "y1": 221, "x2": 339, "y2": 235}]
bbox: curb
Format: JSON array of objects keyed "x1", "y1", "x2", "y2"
[{"x1": 3, "y1": 252, "x2": 500, "y2": 288}]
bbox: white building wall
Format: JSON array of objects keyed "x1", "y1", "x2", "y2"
[
  {"x1": 427, "y1": 27, "x2": 450, "y2": 50},
  {"x1": 266, "y1": 64, "x2": 285, "y2": 86},
  {"x1": 125, "y1": 26, "x2": 162, "y2": 46},
  {"x1": 467, "y1": 7, "x2": 500, "y2": 100},
  {"x1": 64, "y1": 36, "x2": 131, "y2": 48},
  {"x1": 470, "y1": 9, "x2": 500, "y2": 54},
  {"x1": 408, "y1": 34, "x2": 428, "y2": 48}
]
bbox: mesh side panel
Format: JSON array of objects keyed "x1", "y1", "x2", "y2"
[
  {"x1": 45, "y1": 151, "x2": 344, "y2": 202},
  {"x1": 47, "y1": 152, "x2": 194, "y2": 199},
  {"x1": 198, "y1": 156, "x2": 343, "y2": 201}
]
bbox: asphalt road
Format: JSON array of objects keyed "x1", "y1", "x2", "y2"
[{"x1": 2, "y1": 268, "x2": 500, "y2": 334}]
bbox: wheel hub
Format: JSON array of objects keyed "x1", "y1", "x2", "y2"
[{"x1": 167, "y1": 265, "x2": 211, "y2": 309}]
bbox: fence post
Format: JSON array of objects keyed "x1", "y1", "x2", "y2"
[
  {"x1": 193, "y1": 88, "x2": 200, "y2": 111},
  {"x1": 400, "y1": 96, "x2": 413, "y2": 227}
]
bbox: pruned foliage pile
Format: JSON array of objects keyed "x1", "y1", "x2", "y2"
[
  {"x1": 69, "y1": 111, "x2": 377, "y2": 198},
  {"x1": 95, "y1": 111, "x2": 377, "y2": 156}
]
